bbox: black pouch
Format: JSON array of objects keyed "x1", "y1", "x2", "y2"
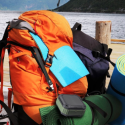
[{"x1": 56, "y1": 94, "x2": 86, "y2": 117}]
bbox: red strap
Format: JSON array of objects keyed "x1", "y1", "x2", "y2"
[
  {"x1": 0, "y1": 48, "x2": 5, "y2": 112},
  {"x1": 8, "y1": 88, "x2": 13, "y2": 109},
  {"x1": 7, "y1": 122, "x2": 9, "y2": 125}
]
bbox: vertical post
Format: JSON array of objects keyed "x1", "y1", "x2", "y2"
[{"x1": 95, "y1": 21, "x2": 112, "y2": 45}]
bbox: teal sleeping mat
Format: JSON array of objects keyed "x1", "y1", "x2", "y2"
[
  {"x1": 107, "y1": 54, "x2": 125, "y2": 125},
  {"x1": 39, "y1": 94, "x2": 122, "y2": 125},
  {"x1": 30, "y1": 32, "x2": 89, "y2": 87}
]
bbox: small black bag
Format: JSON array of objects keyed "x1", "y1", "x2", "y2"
[
  {"x1": 72, "y1": 23, "x2": 115, "y2": 94},
  {"x1": 56, "y1": 94, "x2": 86, "y2": 117}
]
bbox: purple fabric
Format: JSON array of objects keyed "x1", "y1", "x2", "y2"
[{"x1": 73, "y1": 42, "x2": 109, "y2": 93}]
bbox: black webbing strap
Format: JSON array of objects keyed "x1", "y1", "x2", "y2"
[
  {"x1": 110, "y1": 83, "x2": 125, "y2": 96},
  {"x1": 101, "y1": 95, "x2": 113, "y2": 124},
  {"x1": 0, "y1": 101, "x2": 19, "y2": 125},
  {"x1": 89, "y1": 106, "x2": 95, "y2": 125},
  {"x1": 84, "y1": 99, "x2": 107, "y2": 125},
  {"x1": 31, "y1": 47, "x2": 54, "y2": 91},
  {"x1": 72, "y1": 22, "x2": 81, "y2": 31},
  {"x1": 0, "y1": 115, "x2": 8, "y2": 120},
  {"x1": 7, "y1": 41, "x2": 31, "y2": 51},
  {"x1": 92, "y1": 49, "x2": 115, "y2": 67},
  {"x1": 0, "y1": 122, "x2": 7, "y2": 125},
  {"x1": 84, "y1": 100, "x2": 107, "y2": 117},
  {"x1": 7, "y1": 41, "x2": 54, "y2": 91},
  {"x1": 102, "y1": 43, "x2": 108, "y2": 54}
]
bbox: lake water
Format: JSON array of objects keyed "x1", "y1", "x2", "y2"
[{"x1": 0, "y1": 11, "x2": 125, "y2": 40}]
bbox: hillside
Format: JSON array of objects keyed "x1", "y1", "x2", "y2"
[
  {"x1": 54, "y1": 0, "x2": 125, "y2": 13},
  {"x1": 0, "y1": 0, "x2": 69, "y2": 11}
]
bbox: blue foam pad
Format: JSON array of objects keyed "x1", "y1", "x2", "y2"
[
  {"x1": 51, "y1": 46, "x2": 89, "y2": 87},
  {"x1": 30, "y1": 32, "x2": 89, "y2": 87},
  {"x1": 107, "y1": 54, "x2": 125, "y2": 125}
]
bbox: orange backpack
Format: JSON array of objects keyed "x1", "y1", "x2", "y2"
[{"x1": 0, "y1": 10, "x2": 88, "y2": 125}]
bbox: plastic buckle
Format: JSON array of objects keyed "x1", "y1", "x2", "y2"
[
  {"x1": 107, "y1": 48, "x2": 112, "y2": 58},
  {"x1": 92, "y1": 51, "x2": 100, "y2": 58},
  {"x1": 45, "y1": 54, "x2": 54, "y2": 68}
]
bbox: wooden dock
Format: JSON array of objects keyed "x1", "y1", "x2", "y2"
[
  {"x1": 105, "y1": 43, "x2": 125, "y2": 88},
  {"x1": 2, "y1": 43, "x2": 125, "y2": 88}
]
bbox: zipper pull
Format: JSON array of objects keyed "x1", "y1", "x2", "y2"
[
  {"x1": 17, "y1": 51, "x2": 20, "y2": 64},
  {"x1": 17, "y1": 58, "x2": 20, "y2": 64}
]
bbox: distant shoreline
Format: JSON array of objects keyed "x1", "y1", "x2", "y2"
[
  {"x1": 53, "y1": 10, "x2": 125, "y2": 14},
  {"x1": 0, "y1": 10, "x2": 125, "y2": 14},
  {"x1": 0, "y1": 10, "x2": 25, "y2": 13}
]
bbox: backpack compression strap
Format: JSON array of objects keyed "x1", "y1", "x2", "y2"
[
  {"x1": 92, "y1": 49, "x2": 115, "y2": 67},
  {"x1": 31, "y1": 47, "x2": 54, "y2": 91},
  {"x1": 83, "y1": 99, "x2": 107, "y2": 125}
]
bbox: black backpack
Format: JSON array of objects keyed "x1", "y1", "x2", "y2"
[{"x1": 72, "y1": 22, "x2": 115, "y2": 94}]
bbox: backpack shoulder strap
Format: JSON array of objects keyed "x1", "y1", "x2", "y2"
[
  {"x1": 0, "y1": 101, "x2": 19, "y2": 125},
  {"x1": 31, "y1": 47, "x2": 54, "y2": 91},
  {"x1": 72, "y1": 22, "x2": 82, "y2": 31}
]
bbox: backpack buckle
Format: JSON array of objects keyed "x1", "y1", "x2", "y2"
[
  {"x1": 92, "y1": 51, "x2": 101, "y2": 58},
  {"x1": 45, "y1": 54, "x2": 54, "y2": 67}
]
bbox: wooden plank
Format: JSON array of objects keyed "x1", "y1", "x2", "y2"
[
  {"x1": 105, "y1": 43, "x2": 125, "y2": 88},
  {"x1": 111, "y1": 39, "x2": 125, "y2": 42}
]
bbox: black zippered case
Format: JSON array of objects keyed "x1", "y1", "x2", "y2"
[{"x1": 56, "y1": 94, "x2": 86, "y2": 117}]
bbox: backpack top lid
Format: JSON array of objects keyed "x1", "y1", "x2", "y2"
[
  {"x1": 17, "y1": 10, "x2": 73, "y2": 53},
  {"x1": 72, "y1": 22, "x2": 108, "y2": 54}
]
